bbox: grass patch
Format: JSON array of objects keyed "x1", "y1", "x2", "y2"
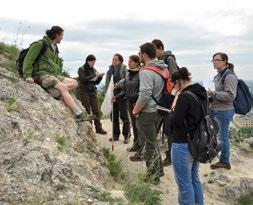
[
  {"x1": 55, "y1": 135, "x2": 67, "y2": 151},
  {"x1": 0, "y1": 42, "x2": 19, "y2": 72},
  {"x1": 88, "y1": 185, "x2": 124, "y2": 204},
  {"x1": 124, "y1": 181, "x2": 162, "y2": 205},
  {"x1": 237, "y1": 195, "x2": 253, "y2": 205},
  {"x1": 5, "y1": 97, "x2": 21, "y2": 112},
  {"x1": 102, "y1": 147, "x2": 126, "y2": 180}
]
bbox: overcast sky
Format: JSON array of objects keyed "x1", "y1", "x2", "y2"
[{"x1": 1, "y1": 0, "x2": 253, "y2": 81}]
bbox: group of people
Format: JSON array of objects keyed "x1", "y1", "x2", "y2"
[{"x1": 23, "y1": 26, "x2": 238, "y2": 205}]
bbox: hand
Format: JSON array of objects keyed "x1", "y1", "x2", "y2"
[
  {"x1": 112, "y1": 96, "x2": 116, "y2": 103},
  {"x1": 207, "y1": 89, "x2": 214, "y2": 96},
  {"x1": 133, "y1": 111, "x2": 139, "y2": 118},
  {"x1": 99, "y1": 73, "x2": 105, "y2": 77},
  {"x1": 25, "y1": 77, "x2": 34, "y2": 84}
]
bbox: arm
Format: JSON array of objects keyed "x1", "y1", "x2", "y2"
[
  {"x1": 133, "y1": 70, "x2": 153, "y2": 113},
  {"x1": 23, "y1": 41, "x2": 43, "y2": 79}
]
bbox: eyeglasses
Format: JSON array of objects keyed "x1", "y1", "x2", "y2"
[{"x1": 211, "y1": 59, "x2": 224, "y2": 62}]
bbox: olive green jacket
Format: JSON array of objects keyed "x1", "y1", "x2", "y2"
[{"x1": 23, "y1": 36, "x2": 63, "y2": 79}]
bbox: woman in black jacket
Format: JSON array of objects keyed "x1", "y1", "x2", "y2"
[
  {"x1": 169, "y1": 67, "x2": 205, "y2": 205},
  {"x1": 78, "y1": 54, "x2": 107, "y2": 134}
]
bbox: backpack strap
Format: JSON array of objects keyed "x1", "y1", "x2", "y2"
[
  {"x1": 183, "y1": 91, "x2": 208, "y2": 115},
  {"x1": 32, "y1": 40, "x2": 48, "y2": 66},
  {"x1": 142, "y1": 66, "x2": 170, "y2": 104},
  {"x1": 143, "y1": 66, "x2": 170, "y2": 79},
  {"x1": 220, "y1": 69, "x2": 235, "y2": 84}
]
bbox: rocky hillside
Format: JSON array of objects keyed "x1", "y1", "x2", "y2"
[{"x1": 0, "y1": 65, "x2": 115, "y2": 205}]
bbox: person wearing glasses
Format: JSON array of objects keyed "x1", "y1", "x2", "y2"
[{"x1": 208, "y1": 52, "x2": 238, "y2": 170}]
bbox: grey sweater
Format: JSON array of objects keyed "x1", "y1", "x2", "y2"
[
  {"x1": 211, "y1": 69, "x2": 238, "y2": 111},
  {"x1": 137, "y1": 60, "x2": 167, "y2": 113}
]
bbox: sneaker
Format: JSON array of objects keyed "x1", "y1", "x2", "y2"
[
  {"x1": 129, "y1": 153, "x2": 142, "y2": 161},
  {"x1": 96, "y1": 129, "x2": 107, "y2": 135},
  {"x1": 210, "y1": 161, "x2": 231, "y2": 170},
  {"x1": 163, "y1": 156, "x2": 172, "y2": 166},
  {"x1": 109, "y1": 137, "x2": 119, "y2": 142},
  {"x1": 75, "y1": 113, "x2": 96, "y2": 122}
]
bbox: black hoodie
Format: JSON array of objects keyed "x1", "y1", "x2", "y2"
[{"x1": 169, "y1": 83, "x2": 208, "y2": 143}]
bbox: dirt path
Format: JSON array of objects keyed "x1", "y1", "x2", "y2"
[{"x1": 95, "y1": 119, "x2": 253, "y2": 205}]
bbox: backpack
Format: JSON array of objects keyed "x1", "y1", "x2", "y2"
[
  {"x1": 184, "y1": 91, "x2": 220, "y2": 163},
  {"x1": 221, "y1": 71, "x2": 253, "y2": 115},
  {"x1": 16, "y1": 40, "x2": 48, "y2": 77},
  {"x1": 163, "y1": 51, "x2": 179, "y2": 75},
  {"x1": 143, "y1": 66, "x2": 175, "y2": 115}
]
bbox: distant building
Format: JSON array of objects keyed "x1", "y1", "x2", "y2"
[{"x1": 233, "y1": 109, "x2": 253, "y2": 128}]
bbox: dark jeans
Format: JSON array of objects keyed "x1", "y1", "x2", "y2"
[
  {"x1": 137, "y1": 111, "x2": 163, "y2": 179},
  {"x1": 111, "y1": 99, "x2": 130, "y2": 139},
  {"x1": 128, "y1": 103, "x2": 140, "y2": 149},
  {"x1": 79, "y1": 89, "x2": 103, "y2": 132}
]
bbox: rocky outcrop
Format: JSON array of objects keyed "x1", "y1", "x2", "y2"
[{"x1": 0, "y1": 67, "x2": 111, "y2": 205}]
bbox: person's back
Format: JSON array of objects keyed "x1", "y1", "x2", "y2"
[
  {"x1": 133, "y1": 43, "x2": 166, "y2": 185},
  {"x1": 168, "y1": 67, "x2": 204, "y2": 205}
]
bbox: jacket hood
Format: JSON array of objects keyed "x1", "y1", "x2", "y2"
[
  {"x1": 182, "y1": 83, "x2": 207, "y2": 100},
  {"x1": 147, "y1": 60, "x2": 168, "y2": 71}
]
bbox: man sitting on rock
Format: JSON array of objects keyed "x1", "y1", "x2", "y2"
[{"x1": 23, "y1": 26, "x2": 94, "y2": 122}]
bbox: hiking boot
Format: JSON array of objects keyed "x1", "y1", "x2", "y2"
[
  {"x1": 163, "y1": 156, "x2": 172, "y2": 166},
  {"x1": 129, "y1": 153, "x2": 142, "y2": 162},
  {"x1": 96, "y1": 129, "x2": 107, "y2": 135},
  {"x1": 210, "y1": 161, "x2": 231, "y2": 170},
  {"x1": 75, "y1": 113, "x2": 96, "y2": 122},
  {"x1": 127, "y1": 146, "x2": 139, "y2": 152},
  {"x1": 109, "y1": 137, "x2": 119, "y2": 142}
]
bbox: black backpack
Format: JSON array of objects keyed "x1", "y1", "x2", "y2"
[
  {"x1": 221, "y1": 71, "x2": 253, "y2": 115},
  {"x1": 184, "y1": 91, "x2": 220, "y2": 163},
  {"x1": 16, "y1": 40, "x2": 48, "y2": 77}
]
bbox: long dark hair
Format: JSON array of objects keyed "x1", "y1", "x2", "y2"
[
  {"x1": 171, "y1": 67, "x2": 191, "y2": 83},
  {"x1": 46, "y1": 26, "x2": 64, "y2": 40},
  {"x1": 84, "y1": 54, "x2": 96, "y2": 68},
  {"x1": 213, "y1": 52, "x2": 234, "y2": 72}
]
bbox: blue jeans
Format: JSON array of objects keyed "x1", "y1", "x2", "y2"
[
  {"x1": 214, "y1": 109, "x2": 234, "y2": 164},
  {"x1": 172, "y1": 143, "x2": 204, "y2": 205}
]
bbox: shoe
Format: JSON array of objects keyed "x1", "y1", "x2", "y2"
[
  {"x1": 129, "y1": 153, "x2": 142, "y2": 161},
  {"x1": 96, "y1": 129, "x2": 107, "y2": 135},
  {"x1": 123, "y1": 138, "x2": 129, "y2": 144},
  {"x1": 109, "y1": 137, "x2": 119, "y2": 142},
  {"x1": 163, "y1": 156, "x2": 172, "y2": 166},
  {"x1": 75, "y1": 113, "x2": 96, "y2": 122},
  {"x1": 127, "y1": 146, "x2": 139, "y2": 152},
  {"x1": 210, "y1": 161, "x2": 231, "y2": 170}
]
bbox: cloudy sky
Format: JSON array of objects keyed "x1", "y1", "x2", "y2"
[{"x1": 1, "y1": 0, "x2": 253, "y2": 82}]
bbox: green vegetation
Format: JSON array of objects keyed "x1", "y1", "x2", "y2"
[
  {"x1": 237, "y1": 195, "x2": 253, "y2": 205},
  {"x1": 124, "y1": 181, "x2": 162, "y2": 205},
  {"x1": 5, "y1": 97, "x2": 21, "y2": 112},
  {"x1": 88, "y1": 185, "x2": 124, "y2": 204},
  {"x1": 55, "y1": 135, "x2": 67, "y2": 151},
  {"x1": 0, "y1": 42, "x2": 19, "y2": 72},
  {"x1": 102, "y1": 147, "x2": 126, "y2": 180}
]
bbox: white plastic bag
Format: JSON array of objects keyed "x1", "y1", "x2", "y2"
[{"x1": 101, "y1": 78, "x2": 114, "y2": 117}]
